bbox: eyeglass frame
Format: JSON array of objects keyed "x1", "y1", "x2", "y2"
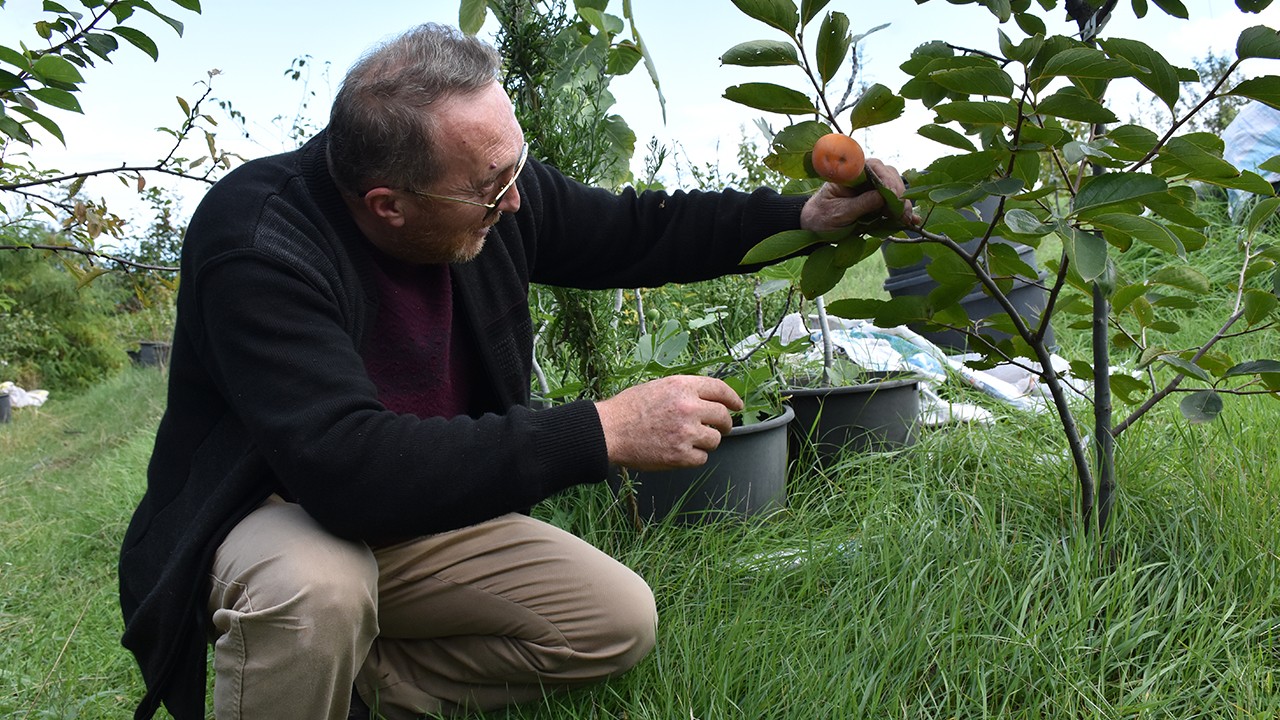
[{"x1": 386, "y1": 142, "x2": 529, "y2": 220}]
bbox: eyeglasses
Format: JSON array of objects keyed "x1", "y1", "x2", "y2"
[{"x1": 405, "y1": 142, "x2": 529, "y2": 219}]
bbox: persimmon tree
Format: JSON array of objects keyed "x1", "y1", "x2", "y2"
[
  {"x1": 726, "y1": 0, "x2": 1280, "y2": 533},
  {"x1": 0, "y1": 0, "x2": 231, "y2": 279}
]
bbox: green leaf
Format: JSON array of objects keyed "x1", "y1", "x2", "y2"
[
  {"x1": 847, "y1": 83, "x2": 905, "y2": 130},
  {"x1": 815, "y1": 11, "x2": 851, "y2": 85},
  {"x1": 1059, "y1": 224, "x2": 1109, "y2": 281},
  {"x1": 134, "y1": 2, "x2": 186, "y2": 36},
  {"x1": 1224, "y1": 359, "x2": 1280, "y2": 377},
  {"x1": 1150, "y1": 264, "x2": 1210, "y2": 293},
  {"x1": 1236, "y1": 25, "x2": 1280, "y2": 59},
  {"x1": 458, "y1": 0, "x2": 481, "y2": 33},
  {"x1": 1036, "y1": 47, "x2": 1131, "y2": 82},
  {"x1": 1247, "y1": 197, "x2": 1280, "y2": 235},
  {"x1": 1104, "y1": 124, "x2": 1159, "y2": 161},
  {"x1": 1224, "y1": 75, "x2": 1280, "y2": 112},
  {"x1": 1180, "y1": 390, "x2": 1222, "y2": 424},
  {"x1": 1161, "y1": 354, "x2": 1213, "y2": 382},
  {"x1": 1072, "y1": 172, "x2": 1167, "y2": 215},
  {"x1": 1243, "y1": 288, "x2": 1279, "y2": 324},
  {"x1": 742, "y1": 228, "x2": 836, "y2": 264},
  {"x1": 1151, "y1": 0, "x2": 1190, "y2": 18},
  {"x1": 1236, "y1": 0, "x2": 1274, "y2": 11},
  {"x1": 800, "y1": 245, "x2": 845, "y2": 298},
  {"x1": 1036, "y1": 87, "x2": 1118, "y2": 123},
  {"x1": 730, "y1": 0, "x2": 800, "y2": 34},
  {"x1": 1097, "y1": 37, "x2": 1181, "y2": 109},
  {"x1": 1142, "y1": 190, "x2": 1210, "y2": 227},
  {"x1": 924, "y1": 150, "x2": 1003, "y2": 184},
  {"x1": 933, "y1": 100, "x2": 1017, "y2": 126},
  {"x1": 1090, "y1": 213, "x2": 1184, "y2": 255},
  {"x1": 109, "y1": 26, "x2": 159, "y2": 60},
  {"x1": 800, "y1": 0, "x2": 833, "y2": 25},
  {"x1": 1110, "y1": 373, "x2": 1150, "y2": 405},
  {"x1": 29, "y1": 54, "x2": 84, "y2": 84},
  {"x1": 931, "y1": 63, "x2": 1016, "y2": 98},
  {"x1": 171, "y1": 0, "x2": 202, "y2": 10},
  {"x1": 720, "y1": 40, "x2": 799, "y2": 67},
  {"x1": 826, "y1": 295, "x2": 930, "y2": 327},
  {"x1": 723, "y1": 82, "x2": 815, "y2": 115},
  {"x1": 28, "y1": 86, "x2": 81, "y2": 112},
  {"x1": 1014, "y1": 12, "x2": 1047, "y2": 36},
  {"x1": 0, "y1": 45, "x2": 29, "y2": 72},
  {"x1": 767, "y1": 119, "x2": 830, "y2": 179},
  {"x1": 9, "y1": 104, "x2": 63, "y2": 144},
  {"x1": 605, "y1": 42, "x2": 643, "y2": 75},
  {"x1": 1004, "y1": 208, "x2": 1053, "y2": 235},
  {"x1": 917, "y1": 124, "x2": 977, "y2": 152}
]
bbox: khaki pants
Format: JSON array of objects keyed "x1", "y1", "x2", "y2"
[{"x1": 207, "y1": 495, "x2": 657, "y2": 719}]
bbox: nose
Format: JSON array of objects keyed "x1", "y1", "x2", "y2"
[{"x1": 499, "y1": 183, "x2": 521, "y2": 215}]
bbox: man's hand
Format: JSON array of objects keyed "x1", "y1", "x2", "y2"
[
  {"x1": 595, "y1": 375, "x2": 744, "y2": 471},
  {"x1": 800, "y1": 158, "x2": 920, "y2": 231}
]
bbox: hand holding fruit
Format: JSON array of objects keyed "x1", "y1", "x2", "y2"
[{"x1": 800, "y1": 133, "x2": 919, "y2": 231}]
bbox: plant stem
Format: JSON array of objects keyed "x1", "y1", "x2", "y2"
[
  {"x1": 815, "y1": 294, "x2": 834, "y2": 386},
  {"x1": 1093, "y1": 281, "x2": 1116, "y2": 534}
]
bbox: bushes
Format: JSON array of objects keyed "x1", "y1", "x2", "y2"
[{"x1": 0, "y1": 246, "x2": 125, "y2": 391}]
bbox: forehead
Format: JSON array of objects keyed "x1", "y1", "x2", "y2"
[{"x1": 433, "y1": 83, "x2": 522, "y2": 161}]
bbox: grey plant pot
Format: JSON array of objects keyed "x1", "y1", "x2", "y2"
[
  {"x1": 0, "y1": 392, "x2": 10, "y2": 424},
  {"x1": 612, "y1": 404, "x2": 794, "y2": 525},
  {"x1": 128, "y1": 340, "x2": 171, "y2": 368},
  {"x1": 786, "y1": 375, "x2": 920, "y2": 464}
]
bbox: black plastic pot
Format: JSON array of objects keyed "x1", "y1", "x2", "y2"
[
  {"x1": 612, "y1": 404, "x2": 794, "y2": 524},
  {"x1": 128, "y1": 340, "x2": 171, "y2": 368},
  {"x1": 882, "y1": 197, "x2": 1053, "y2": 352},
  {"x1": 883, "y1": 265, "x2": 1053, "y2": 352},
  {"x1": 787, "y1": 375, "x2": 920, "y2": 463},
  {"x1": 0, "y1": 392, "x2": 10, "y2": 424}
]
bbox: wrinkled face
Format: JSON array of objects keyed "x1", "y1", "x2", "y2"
[{"x1": 376, "y1": 82, "x2": 526, "y2": 264}]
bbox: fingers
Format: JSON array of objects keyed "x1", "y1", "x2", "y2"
[
  {"x1": 595, "y1": 375, "x2": 744, "y2": 471},
  {"x1": 801, "y1": 158, "x2": 919, "y2": 231}
]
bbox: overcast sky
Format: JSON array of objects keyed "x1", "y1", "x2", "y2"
[{"x1": 7, "y1": 0, "x2": 1277, "y2": 229}]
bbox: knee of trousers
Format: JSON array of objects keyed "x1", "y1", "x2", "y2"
[
  {"x1": 210, "y1": 536, "x2": 381, "y2": 653},
  {"x1": 591, "y1": 574, "x2": 659, "y2": 677}
]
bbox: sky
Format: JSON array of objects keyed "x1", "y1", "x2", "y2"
[{"x1": 6, "y1": 0, "x2": 1279, "y2": 229}]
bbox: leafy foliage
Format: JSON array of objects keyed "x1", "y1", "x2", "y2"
[
  {"x1": 724, "y1": 0, "x2": 1280, "y2": 531},
  {"x1": 0, "y1": 236, "x2": 125, "y2": 390}
]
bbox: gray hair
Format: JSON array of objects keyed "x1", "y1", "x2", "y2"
[{"x1": 327, "y1": 23, "x2": 501, "y2": 195}]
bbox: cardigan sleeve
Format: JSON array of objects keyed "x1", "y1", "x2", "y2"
[{"x1": 514, "y1": 158, "x2": 808, "y2": 289}]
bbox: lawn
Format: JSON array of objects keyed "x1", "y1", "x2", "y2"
[{"x1": 2, "y1": 251, "x2": 1279, "y2": 718}]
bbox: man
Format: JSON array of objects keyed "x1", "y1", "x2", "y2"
[{"x1": 118, "y1": 23, "x2": 911, "y2": 720}]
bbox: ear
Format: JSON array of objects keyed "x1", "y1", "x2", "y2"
[{"x1": 361, "y1": 187, "x2": 408, "y2": 228}]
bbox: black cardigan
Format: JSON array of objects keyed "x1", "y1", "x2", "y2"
[{"x1": 118, "y1": 131, "x2": 807, "y2": 719}]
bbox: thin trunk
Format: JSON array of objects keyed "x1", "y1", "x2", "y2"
[
  {"x1": 815, "y1": 295, "x2": 834, "y2": 386},
  {"x1": 1093, "y1": 282, "x2": 1116, "y2": 533}
]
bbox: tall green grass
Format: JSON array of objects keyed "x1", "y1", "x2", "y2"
[
  {"x1": 3, "y1": 214, "x2": 1279, "y2": 718},
  {"x1": 5, "y1": 367, "x2": 1276, "y2": 718},
  {"x1": 1, "y1": 368, "x2": 167, "y2": 718}
]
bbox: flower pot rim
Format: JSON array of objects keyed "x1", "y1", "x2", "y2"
[
  {"x1": 785, "y1": 375, "x2": 920, "y2": 397},
  {"x1": 728, "y1": 403, "x2": 794, "y2": 438}
]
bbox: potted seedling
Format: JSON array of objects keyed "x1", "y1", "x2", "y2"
[{"x1": 610, "y1": 314, "x2": 796, "y2": 525}]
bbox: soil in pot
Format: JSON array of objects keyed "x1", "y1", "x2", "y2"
[
  {"x1": 787, "y1": 374, "x2": 920, "y2": 464},
  {"x1": 611, "y1": 404, "x2": 794, "y2": 525}
]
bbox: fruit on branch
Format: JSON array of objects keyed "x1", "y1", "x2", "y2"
[{"x1": 811, "y1": 132, "x2": 870, "y2": 190}]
